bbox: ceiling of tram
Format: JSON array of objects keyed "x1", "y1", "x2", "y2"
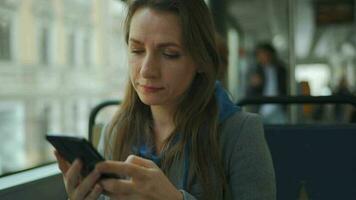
[
  {"x1": 226, "y1": 0, "x2": 356, "y2": 63},
  {"x1": 226, "y1": 0, "x2": 289, "y2": 51},
  {"x1": 227, "y1": 0, "x2": 288, "y2": 42}
]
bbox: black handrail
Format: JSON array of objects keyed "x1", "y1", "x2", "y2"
[
  {"x1": 88, "y1": 100, "x2": 121, "y2": 143},
  {"x1": 89, "y1": 95, "x2": 356, "y2": 142},
  {"x1": 237, "y1": 95, "x2": 356, "y2": 107}
]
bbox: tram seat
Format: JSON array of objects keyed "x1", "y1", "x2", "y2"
[
  {"x1": 264, "y1": 124, "x2": 356, "y2": 200},
  {"x1": 90, "y1": 122, "x2": 356, "y2": 199}
]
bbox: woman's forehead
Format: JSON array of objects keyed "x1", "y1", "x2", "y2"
[{"x1": 129, "y1": 8, "x2": 183, "y2": 45}]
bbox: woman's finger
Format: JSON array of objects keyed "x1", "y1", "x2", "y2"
[
  {"x1": 65, "y1": 159, "x2": 82, "y2": 195},
  {"x1": 100, "y1": 178, "x2": 134, "y2": 195},
  {"x1": 125, "y1": 155, "x2": 157, "y2": 168},
  {"x1": 54, "y1": 150, "x2": 70, "y2": 173},
  {"x1": 95, "y1": 161, "x2": 146, "y2": 180},
  {"x1": 74, "y1": 170, "x2": 101, "y2": 199},
  {"x1": 84, "y1": 184, "x2": 103, "y2": 200}
]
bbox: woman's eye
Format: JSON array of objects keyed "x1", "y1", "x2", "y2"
[
  {"x1": 130, "y1": 49, "x2": 144, "y2": 54},
  {"x1": 163, "y1": 52, "x2": 180, "y2": 59}
]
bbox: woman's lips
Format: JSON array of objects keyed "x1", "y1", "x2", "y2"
[{"x1": 140, "y1": 85, "x2": 164, "y2": 93}]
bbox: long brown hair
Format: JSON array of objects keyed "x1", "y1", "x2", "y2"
[{"x1": 105, "y1": 0, "x2": 226, "y2": 199}]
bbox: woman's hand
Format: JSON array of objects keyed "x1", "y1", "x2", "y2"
[
  {"x1": 54, "y1": 151, "x2": 103, "y2": 200},
  {"x1": 95, "y1": 155, "x2": 183, "y2": 200}
]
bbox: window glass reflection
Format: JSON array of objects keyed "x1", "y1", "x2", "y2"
[{"x1": 0, "y1": 0, "x2": 127, "y2": 176}]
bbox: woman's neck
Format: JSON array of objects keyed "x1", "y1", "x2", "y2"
[{"x1": 151, "y1": 105, "x2": 176, "y2": 153}]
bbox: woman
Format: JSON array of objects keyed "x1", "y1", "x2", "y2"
[{"x1": 55, "y1": 0, "x2": 276, "y2": 199}]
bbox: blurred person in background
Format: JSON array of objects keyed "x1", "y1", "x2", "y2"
[
  {"x1": 297, "y1": 81, "x2": 313, "y2": 122},
  {"x1": 247, "y1": 42, "x2": 287, "y2": 123},
  {"x1": 334, "y1": 75, "x2": 354, "y2": 122}
]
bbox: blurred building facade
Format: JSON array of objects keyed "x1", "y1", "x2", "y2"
[{"x1": 0, "y1": 0, "x2": 128, "y2": 174}]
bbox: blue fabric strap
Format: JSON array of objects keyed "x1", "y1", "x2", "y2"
[{"x1": 183, "y1": 139, "x2": 191, "y2": 190}]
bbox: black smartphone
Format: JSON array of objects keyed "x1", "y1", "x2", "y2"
[{"x1": 46, "y1": 135, "x2": 115, "y2": 178}]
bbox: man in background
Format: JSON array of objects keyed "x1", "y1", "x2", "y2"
[{"x1": 247, "y1": 43, "x2": 288, "y2": 123}]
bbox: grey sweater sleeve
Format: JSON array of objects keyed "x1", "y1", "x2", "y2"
[
  {"x1": 226, "y1": 113, "x2": 276, "y2": 200},
  {"x1": 181, "y1": 112, "x2": 276, "y2": 200}
]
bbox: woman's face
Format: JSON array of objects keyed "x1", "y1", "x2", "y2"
[{"x1": 128, "y1": 8, "x2": 197, "y2": 108}]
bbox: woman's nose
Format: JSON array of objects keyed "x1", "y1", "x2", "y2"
[{"x1": 140, "y1": 53, "x2": 160, "y2": 79}]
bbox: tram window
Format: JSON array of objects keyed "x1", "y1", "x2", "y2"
[
  {"x1": 39, "y1": 26, "x2": 50, "y2": 65},
  {"x1": 83, "y1": 34, "x2": 91, "y2": 66},
  {"x1": 67, "y1": 32, "x2": 76, "y2": 65},
  {"x1": 0, "y1": 16, "x2": 11, "y2": 61},
  {"x1": 0, "y1": 0, "x2": 128, "y2": 177},
  {"x1": 295, "y1": 64, "x2": 332, "y2": 96}
]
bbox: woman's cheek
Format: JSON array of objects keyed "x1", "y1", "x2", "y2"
[{"x1": 129, "y1": 62, "x2": 139, "y2": 79}]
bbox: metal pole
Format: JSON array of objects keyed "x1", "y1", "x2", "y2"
[
  {"x1": 209, "y1": 0, "x2": 227, "y2": 38},
  {"x1": 288, "y1": 0, "x2": 297, "y2": 123}
]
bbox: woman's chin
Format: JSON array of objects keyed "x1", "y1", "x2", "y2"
[{"x1": 139, "y1": 97, "x2": 164, "y2": 106}]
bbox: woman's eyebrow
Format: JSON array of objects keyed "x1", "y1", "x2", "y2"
[
  {"x1": 129, "y1": 38, "x2": 182, "y2": 49},
  {"x1": 157, "y1": 42, "x2": 181, "y2": 49},
  {"x1": 129, "y1": 38, "x2": 143, "y2": 44}
]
